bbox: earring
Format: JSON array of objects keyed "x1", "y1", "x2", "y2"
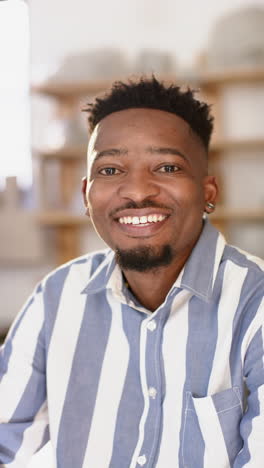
[
  {"x1": 204, "y1": 202, "x2": 215, "y2": 218},
  {"x1": 206, "y1": 202, "x2": 215, "y2": 210}
]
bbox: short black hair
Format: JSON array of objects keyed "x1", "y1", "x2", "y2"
[{"x1": 85, "y1": 76, "x2": 214, "y2": 150}]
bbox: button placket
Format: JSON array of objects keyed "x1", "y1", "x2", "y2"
[
  {"x1": 137, "y1": 315, "x2": 162, "y2": 466},
  {"x1": 137, "y1": 454, "x2": 147, "y2": 466},
  {"x1": 147, "y1": 320, "x2": 157, "y2": 331},
  {"x1": 148, "y1": 386, "x2": 157, "y2": 399}
]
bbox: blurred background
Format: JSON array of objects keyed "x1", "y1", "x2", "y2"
[{"x1": 1, "y1": 0, "x2": 264, "y2": 463}]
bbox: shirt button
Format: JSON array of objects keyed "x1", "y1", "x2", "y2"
[
  {"x1": 137, "y1": 454, "x2": 147, "y2": 466},
  {"x1": 147, "y1": 320, "x2": 156, "y2": 331},
  {"x1": 148, "y1": 386, "x2": 157, "y2": 399}
]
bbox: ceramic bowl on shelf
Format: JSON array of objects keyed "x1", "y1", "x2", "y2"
[
  {"x1": 45, "y1": 48, "x2": 130, "y2": 83},
  {"x1": 207, "y1": 6, "x2": 264, "y2": 70}
]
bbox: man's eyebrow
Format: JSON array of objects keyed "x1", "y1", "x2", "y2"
[
  {"x1": 93, "y1": 148, "x2": 128, "y2": 161},
  {"x1": 146, "y1": 146, "x2": 188, "y2": 161}
]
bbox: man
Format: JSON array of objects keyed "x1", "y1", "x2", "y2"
[{"x1": 0, "y1": 77, "x2": 263, "y2": 468}]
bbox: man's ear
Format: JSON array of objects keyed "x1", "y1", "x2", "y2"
[
  {"x1": 81, "y1": 177, "x2": 90, "y2": 216},
  {"x1": 203, "y1": 175, "x2": 218, "y2": 212}
]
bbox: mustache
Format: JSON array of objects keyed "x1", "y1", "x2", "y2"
[{"x1": 110, "y1": 200, "x2": 172, "y2": 217}]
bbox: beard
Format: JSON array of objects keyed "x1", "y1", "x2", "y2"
[{"x1": 115, "y1": 244, "x2": 174, "y2": 272}]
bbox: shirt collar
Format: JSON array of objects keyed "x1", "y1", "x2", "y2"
[
  {"x1": 179, "y1": 219, "x2": 226, "y2": 302},
  {"x1": 82, "y1": 250, "x2": 118, "y2": 295},
  {"x1": 82, "y1": 220, "x2": 226, "y2": 303}
]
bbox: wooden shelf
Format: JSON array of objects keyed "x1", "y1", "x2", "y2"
[
  {"x1": 210, "y1": 138, "x2": 264, "y2": 153},
  {"x1": 31, "y1": 79, "x2": 113, "y2": 99},
  {"x1": 33, "y1": 146, "x2": 87, "y2": 160},
  {"x1": 31, "y1": 68, "x2": 264, "y2": 99},
  {"x1": 31, "y1": 74, "x2": 187, "y2": 100},
  {"x1": 197, "y1": 67, "x2": 264, "y2": 89},
  {"x1": 36, "y1": 212, "x2": 89, "y2": 226},
  {"x1": 211, "y1": 207, "x2": 264, "y2": 222}
]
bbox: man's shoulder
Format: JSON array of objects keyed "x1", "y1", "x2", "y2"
[
  {"x1": 222, "y1": 243, "x2": 264, "y2": 280},
  {"x1": 42, "y1": 248, "x2": 113, "y2": 290}
]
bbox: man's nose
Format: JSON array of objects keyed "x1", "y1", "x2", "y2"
[{"x1": 117, "y1": 170, "x2": 160, "y2": 202}]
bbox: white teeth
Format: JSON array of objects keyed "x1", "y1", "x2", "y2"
[{"x1": 118, "y1": 214, "x2": 166, "y2": 225}]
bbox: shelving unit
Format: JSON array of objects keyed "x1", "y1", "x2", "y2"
[
  {"x1": 198, "y1": 67, "x2": 264, "y2": 88},
  {"x1": 210, "y1": 138, "x2": 264, "y2": 153},
  {"x1": 32, "y1": 67, "x2": 264, "y2": 264}
]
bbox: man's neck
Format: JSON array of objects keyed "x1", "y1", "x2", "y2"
[{"x1": 123, "y1": 250, "x2": 190, "y2": 312}]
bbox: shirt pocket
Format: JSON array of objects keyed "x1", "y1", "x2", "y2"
[{"x1": 182, "y1": 387, "x2": 243, "y2": 468}]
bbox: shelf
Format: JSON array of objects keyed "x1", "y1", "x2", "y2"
[
  {"x1": 33, "y1": 146, "x2": 87, "y2": 160},
  {"x1": 31, "y1": 68, "x2": 264, "y2": 99},
  {"x1": 31, "y1": 74, "x2": 186, "y2": 99},
  {"x1": 36, "y1": 212, "x2": 89, "y2": 226},
  {"x1": 197, "y1": 67, "x2": 264, "y2": 89},
  {"x1": 211, "y1": 207, "x2": 264, "y2": 222},
  {"x1": 31, "y1": 79, "x2": 117, "y2": 99},
  {"x1": 210, "y1": 139, "x2": 264, "y2": 153}
]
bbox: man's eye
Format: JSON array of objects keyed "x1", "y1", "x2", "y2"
[
  {"x1": 99, "y1": 167, "x2": 120, "y2": 176},
  {"x1": 159, "y1": 165, "x2": 179, "y2": 173}
]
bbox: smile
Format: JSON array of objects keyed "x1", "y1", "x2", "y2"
[{"x1": 118, "y1": 214, "x2": 167, "y2": 225}]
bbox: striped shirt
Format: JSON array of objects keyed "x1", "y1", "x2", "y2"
[{"x1": 1, "y1": 220, "x2": 264, "y2": 468}]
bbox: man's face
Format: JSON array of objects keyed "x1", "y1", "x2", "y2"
[{"x1": 83, "y1": 108, "x2": 217, "y2": 270}]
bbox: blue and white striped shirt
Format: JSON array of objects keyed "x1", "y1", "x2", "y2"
[{"x1": 1, "y1": 220, "x2": 264, "y2": 468}]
